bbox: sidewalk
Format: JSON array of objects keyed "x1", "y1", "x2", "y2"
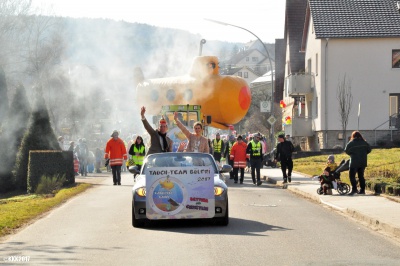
[{"x1": 260, "y1": 167, "x2": 400, "y2": 242}]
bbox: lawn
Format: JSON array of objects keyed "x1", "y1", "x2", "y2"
[
  {"x1": 0, "y1": 183, "x2": 91, "y2": 238},
  {"x1": 294, "y1": 148, "x2": 400, "y2": 195}
]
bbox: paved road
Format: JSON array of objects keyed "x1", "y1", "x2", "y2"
[{"x1": 1, "y1": 172, "x2": 400, "y2": 265}]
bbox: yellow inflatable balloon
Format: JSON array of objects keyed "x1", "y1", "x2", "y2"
[{"x1": 136, "y1": 56, "x2": 251, "y2": 129}]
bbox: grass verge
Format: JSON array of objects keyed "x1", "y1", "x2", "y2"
[
  {"x1": 0, "y1": 183, "x2": 91, "y2": 238},
  {"x1": 294, "y1": 148, "x2": 400, "y2": 195}
]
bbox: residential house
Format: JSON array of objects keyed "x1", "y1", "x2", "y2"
[{"x1": 279, "y1": 0, "x2": 400, "y2": 151}]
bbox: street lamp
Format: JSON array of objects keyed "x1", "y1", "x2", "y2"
[{"x1": 205, "y1": 18, "x2": 275, "y2": 146}]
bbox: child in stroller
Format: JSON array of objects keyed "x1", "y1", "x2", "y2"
[{"x1": 316, "y1": 156, "x2": 351, "y2": 195}]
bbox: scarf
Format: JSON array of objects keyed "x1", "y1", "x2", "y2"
[{"x1": 158, "y1": 131, "x2": 168, "y2": 152}]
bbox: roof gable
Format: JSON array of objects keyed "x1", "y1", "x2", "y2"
[{"x1": 309, "y1": 0, "x2": 400, "y2": 38}]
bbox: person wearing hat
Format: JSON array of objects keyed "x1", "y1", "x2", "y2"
[
  {"x1": 274, "y1": 134, "x2": 295, "y2": 183},
  {"x1": 104, "y1": 130, "x2": 128, "y2": 185},
  {"x1": 229, "y1": 135, "x2": 247, "y2": 184},
  {"x1": 223, "y1": 135, "x2": 236, "y2": 179},
  {"x1": 212, "y1": 132, "x2": 224, "y2": 163},
  {"x1": 246, "y1": 132, "x2": 264, "y2": 186},
  {"x1": 173, "y1": 111, "x2": 209, "y2": 153},
  {"x1": 141, "y1": 106, "x2": 173, "y2": 155}
]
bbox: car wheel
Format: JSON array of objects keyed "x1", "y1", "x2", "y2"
[
  {"x1": 132, "y1": 204, "x2": 145, "y2": 228},
  {"x1": 215, "y1": 201, "x2": 229, "y2": 226}
]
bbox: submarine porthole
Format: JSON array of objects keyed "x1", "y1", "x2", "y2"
[
  {"x1": 150, "y1": 90, "x2": 159, "y2": 102},
  {"x1": 166, "y1": 89, "x2": 176, "y2": 101},
  {"x1": 184, "y1": 89, "x2": 193, "y2": 101}
]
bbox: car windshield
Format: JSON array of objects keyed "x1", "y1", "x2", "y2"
[{"x1": 142, "y1": 153, "x2": 218, "y2": 173}]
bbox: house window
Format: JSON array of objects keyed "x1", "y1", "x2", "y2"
[
  {"x1": 244, "y1": 72, "x2": 248, "y2": 78},
  {"x1": 392, "y1": 49, "x2": 400, "y2": 68},
  {"x1": 238, "y1": 72, "x2": 242, "y2": 77},
  {"x1": 252, "y1": 57, "x2": 258, "y2": 62},
  {"x1": 316, "y1": 53, "x2": 318, "y2": 76},
  {"x1": 307, "y1": 58, "x2": 311, "y2": 74},
  {"x1": 246, "y1": 57, "x2": 249, "y2": 62}
]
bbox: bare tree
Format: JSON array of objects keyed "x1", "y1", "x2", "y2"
[{"x1": 336, "y1": 74, "x2": 353, "y2": 147}]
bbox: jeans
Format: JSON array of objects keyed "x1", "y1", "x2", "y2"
[
  {"x1": 349, "y1": 167, "x2": 365, "y2": 192},
  {"x1": 111, "y1": 165, "x2": 122, "y2": 184}
]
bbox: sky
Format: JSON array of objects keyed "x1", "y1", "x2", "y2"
[{"x1": 31, "y1": 0, "x2": 286, "y2": 43}]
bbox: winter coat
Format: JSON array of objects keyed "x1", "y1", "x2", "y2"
[
  {"x1": 229, "y1": 141, "x2": 248, "y2": 168},
  {"x1": 142, "y1": 118, "x2": 173, "y2": 155},
  {"x1": 275, "y1": 140, "x2": 294, "y2": 161},
  {"x1": 344, "y1": 138, "x2": 371, "y2": 168},
  {"x1": 104, "y1": 137, "x2": 127, "y2": 166}
]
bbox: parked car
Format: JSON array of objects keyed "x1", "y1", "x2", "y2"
[
  {"x1": 129, "y1": 152, "x2": 232, "y2": 228},
  {"x1": 263, "y1": 148, "x2": 278, "y2": 168}
]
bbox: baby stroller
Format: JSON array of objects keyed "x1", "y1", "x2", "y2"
[{"x1": 317, "y1": 159, "x2": 351, "y2": 195}]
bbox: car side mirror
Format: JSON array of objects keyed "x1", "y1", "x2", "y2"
[{"x1": 219, "y1": 164, "x2": 232, "y2": 173}]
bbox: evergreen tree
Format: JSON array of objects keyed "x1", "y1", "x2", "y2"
[
  {"x1": 0, "y1": 66, "x2": 9, "y2": 128},
  {"x1": 0, "y1": 84, "x2": 31, "y2": 192},
  {"x1": 0, "y1": 67, "x2": 10, "y2": 192},
  {"x1": 13, "y1": 86, "x2": 59, "y2": 192}
]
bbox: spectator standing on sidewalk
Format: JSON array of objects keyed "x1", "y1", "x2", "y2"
[
  {"x1": 246, "y1": 132, "x2": 264, "y2": 186},
  {"x1": 274, "y1": 134, "x2": 295, "y2": 183},
  {"x1": 104, "y1": 130, "x2": 127, "y2": 185},
  {"x1": 229, "y1": 135, "x2": 247, "y2": 184},
  {"x1": 345, "y1": 131, "x2": 371, "y2": 195}
]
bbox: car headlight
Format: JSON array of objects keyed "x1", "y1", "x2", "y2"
[
  {"x1": 135, "y1": 187, "x2": 146, "y2": 197},
  {"x1": 214, "y1": 186, "x2": 225, "y2": 196}
]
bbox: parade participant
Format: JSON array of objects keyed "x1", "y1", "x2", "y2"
[
  {"x1": 345, "y1": 131, "x2": 371, "y2": 195},
  {"x1": 246, "y1": 132, "x2": 264, "y2": 186},
  {"x1": 212, "y1": 132, "x2": 225, "y2": 163},
  {"x1": 230, "y1": 135, "x2": 247, "y2": 184},
  {"x1": 104, "y1": 130, "x2": 127, "y2": 185},
  {"x1": 223, "y1": 135, "x2": 236, "y2": 179},
  {"x1": 128, "y1": 135, "x2": 146, "y2": 180},
  {"x1": 274, "y1": 134, "x2": 295, "y2": 183},
  {"x1": 141, "y1": 106, "x2": 173, "y2": 155},
  {"x1": 173, "y1": 111, "x2": 209, "y2": 153}
]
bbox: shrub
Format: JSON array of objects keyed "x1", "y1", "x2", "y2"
[
  {"x1": 394, "y1": 187, "x2": 400, "y2": 196},
  {"x1": 27, "y1": 151, "x2": 75, "y2": 193},
  {"x1": 13, "y1": 87, "x2": 59, "y2": 192},
  {"x1": 387, "y1": 185, "x2": 394, "y2": 195},
  {"x1": 35, "y1": 175, "x2": 66, "y2": 195}
]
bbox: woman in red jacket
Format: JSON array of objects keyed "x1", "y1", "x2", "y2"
[
  {"x1": 105, "y1": 130, "x2": 127, "y2": 185},
  {"x1": 230, "y1": 135, "x2": 248, "y2": 184}
]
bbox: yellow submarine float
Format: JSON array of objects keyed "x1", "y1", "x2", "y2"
[{"x1": 135, "y1": 56, "x2": 251, "y2": 129}]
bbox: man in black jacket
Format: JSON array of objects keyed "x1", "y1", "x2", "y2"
[{"x1": 274, "y1": 134, "x2": 295, "y2": 183}]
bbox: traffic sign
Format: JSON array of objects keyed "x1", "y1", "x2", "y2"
[
  {"x1": 260, "y1": 101, "x2": 271, "y2": 112},
  {"x1": 267, "y1": 116, "x2": 277, "y2": 125}
]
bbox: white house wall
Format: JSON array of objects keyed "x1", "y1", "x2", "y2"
[{"x1": 306, "y1": 35, "x2": 400, "y2": 132}]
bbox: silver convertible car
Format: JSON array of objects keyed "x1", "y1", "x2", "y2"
[{"x1": 129, "y1": 152, "x2": 232, "y2": 228}]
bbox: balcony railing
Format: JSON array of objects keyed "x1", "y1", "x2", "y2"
[
  {"x1": 286, "y1": 73, "x2": 314, "y2": 96},
  {"x1": 291, "y1": 116, "x2": 313, "y2": 137}
]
